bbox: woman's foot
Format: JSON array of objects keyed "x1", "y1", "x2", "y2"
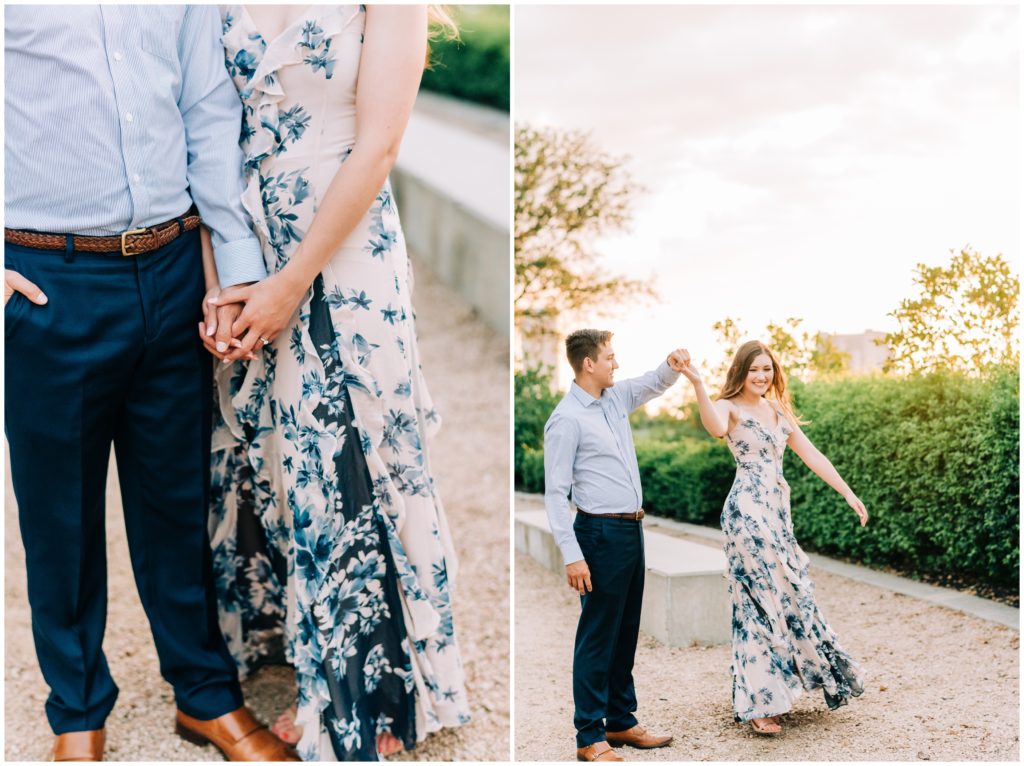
[
  {"x1": 270, "y1": 706, "x2": 301, "y2": 745},
  {"x1": 376, "y1": 732, "x2": 404, "y2": 756},
  {"x1": 270, "y1": 707, "x2": 404, "y2": 756},
  {"x1": 749, "y1": 717, "x2": 782, "y2": 735}
]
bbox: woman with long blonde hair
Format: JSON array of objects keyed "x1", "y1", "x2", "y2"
[
  {"x1": 196, "y1": 5, "x2": 468, "y2": 760},
  {"x1": 675, "y1": 341, "x2": 867, "y2": 735}
]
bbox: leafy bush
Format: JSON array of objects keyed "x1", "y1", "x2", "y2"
[
  {"x1": 782, "y1": 367, "x2": 1019, "y2": 590},
  {"x1": 515, "y1": 363, "x2": 1019, "y2": 592},
  {"x1": 422, "y1": 6, "x2": 509, "y2": 111},
  {"x1": 515, "y1": 366, "x2": 561, "y2": 489},
  {"x1": 635, "y1": 439, "x2": 735, "y2": 525}
]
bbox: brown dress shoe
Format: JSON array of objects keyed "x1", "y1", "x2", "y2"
[
  {"x1": 52, "y1": 729, "x2": 104, "y2": 761},
  {"x1": 577, "y1": 740, "x2": 626, "y2": 761},
  {"x1": 175, "y1": 706, "x2": 300, "y2": 761},
  {"x1": 606, "y1": 723, "x2": 673, "y2": 749}
]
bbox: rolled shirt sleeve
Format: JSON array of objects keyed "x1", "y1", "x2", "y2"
[
  {"x1": 177, "y1": 6, "x2": 267, "y2": 288},
  {"x1": 544, "y1": 414, "x2": 585, "y2": 565}
]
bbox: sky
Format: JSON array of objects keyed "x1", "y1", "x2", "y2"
[{"x1": 515, "y1": 4, "x2": 1020, "y2": 384}]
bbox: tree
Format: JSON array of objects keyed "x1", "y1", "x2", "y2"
[
  {"x1": 515, "y1": 124, "x2": 655, "y2": 331},
  {"x1": 706, "y1": 316, "x2": 849, "y2": 388},
  {"x1": 881, "y1": 247, "x2": 1019, "y2": 375}
]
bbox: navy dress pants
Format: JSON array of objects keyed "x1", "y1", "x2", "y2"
[
  {"x1": 572, "y1": 513, "x2": 645, "y2": 748},
  {"x1": 4, "y1": 230, "x2": 243, "y2": 735}
]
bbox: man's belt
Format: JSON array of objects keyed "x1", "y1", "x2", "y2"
[
  {"x1": 5, "y1": 211, "x2": 201, "y2": 257},
  {"x1": 576, "y1": 508, "x2": 645, "y2": 521}
]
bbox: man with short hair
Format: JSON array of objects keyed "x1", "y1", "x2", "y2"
[
  {"x1": 544, "y1": 329, "x2": 688, "y2": 762},
  {"x1": 4, "y1": 6, "x2": 294, "y2": 761}
]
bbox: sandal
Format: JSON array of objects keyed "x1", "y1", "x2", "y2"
[{"x1": 750, "y1": 717, "x2": 782, "y2": 736}]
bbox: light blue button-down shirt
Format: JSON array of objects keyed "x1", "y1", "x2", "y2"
[
  {"x1": 543, "y1": 361, "x2": 680, "y2": 564},
  {"x1": 4, "y1": 5, "x2": 266, "y2": 288}
]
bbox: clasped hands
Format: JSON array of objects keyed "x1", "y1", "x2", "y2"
[
  {"x1": 199, "y1": 271, "x2": 307, "y2": 363},
  {"x1": 666, "y1": 347, "x2": 701, "y2": 383}
]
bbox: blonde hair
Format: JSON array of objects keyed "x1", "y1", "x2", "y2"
[
  {"x1": 718, "y1": 340, "x2": 805, "y2": 426},
  {"x1": 428, "y1": 6, "x2": 459, "y2": 41}
]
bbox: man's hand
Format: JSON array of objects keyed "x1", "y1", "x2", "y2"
[
  {"x1": 198, "y1": 284, "x2": 246, "y2": 361},
  {"x1": 4, "y1": 269, "x2": 47, "y2": 306},
  {"x1": 667, "y1": 348, "x2": 691, "y2": 372},
  {"x1": 566, "y1": 560, "x2": 592, "y2": 594},
  {"x1": 210, "y1": 271, "x2": 307, "y2": 363}
]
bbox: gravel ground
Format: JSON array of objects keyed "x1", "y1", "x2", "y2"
[
  {"x1": 515, "y1": 540, "x2": 1019, "y2": 762},
  {"x1": 4, "y1": 255, "x2": 511, "y2": 761}
]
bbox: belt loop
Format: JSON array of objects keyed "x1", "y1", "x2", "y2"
[
  {"x1": 64, "y1": 234, "x2": 75, "y2": 263},
  {"x1": 175, "y1": 216, "x2": 185, "y2": 236}
]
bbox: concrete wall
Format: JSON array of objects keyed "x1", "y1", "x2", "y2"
[
  {"x1": 392, "y1": 169, "x2": 508, "y2": 336},
  {"x1": 393, "y1": 93, "x2": 509, "y2": 336}
]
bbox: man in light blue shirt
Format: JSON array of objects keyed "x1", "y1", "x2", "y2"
[
  {"x1": 3, "y1": 7, "x2": 293, "y2": 761},
  {"x1": 544, "y1": 329, "x2": 688, "y2": 760}
]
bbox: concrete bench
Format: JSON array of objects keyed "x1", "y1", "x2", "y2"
[{"x1": 515, "y1": 508, "x2": 730, "y2": 646}]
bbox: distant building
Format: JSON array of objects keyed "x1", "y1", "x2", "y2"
[{"x1": 826, "y1": 330, "x2": 890, "y2": 373}]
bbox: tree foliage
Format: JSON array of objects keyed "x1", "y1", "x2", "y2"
[
  {"x1": 707, "y1": 316, "x2": 849, "y2": 387},
  {"x1": 515, "y1": 124, "x2": 655, "y2": 330},
  {"x1": 882, "y1": 247, "x2": 1019, "y2": 375}
]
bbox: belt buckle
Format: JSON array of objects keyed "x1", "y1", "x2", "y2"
[{"x1": 120, "y1": 227, "x2": 149, "y2": 257}]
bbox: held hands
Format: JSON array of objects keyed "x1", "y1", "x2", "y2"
[
  {"x1": 201, "y1": 270, "x2": 308, "y2": 364},
  {"x1": 845, "y1": 491, "x2": 869, "y2": 527},
  {"x1": 198, "y1": 285, "x2": 248, "y2": 362},
  {"x1": 4, "y1": 269, "x2": 47, "y2": 306},
  {"x1": 668, "y1": 347, "x2": 701, "y2": 384},
  {"x1": 566, "y1": 560, "x2": 592, "y2": 594}
]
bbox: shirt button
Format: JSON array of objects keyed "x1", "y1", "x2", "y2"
[
  {"x1": 132, "y1": 174, "x2": 141, "y2": 183},
  {"x1": 125, "y1": 112, "x2": 134, "y2": 123},
  {"x1": 113, "y1": 52, "x2": 124, "y2": 62}
]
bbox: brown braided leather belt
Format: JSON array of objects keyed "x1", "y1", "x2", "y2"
[
  {"x1": 4, "y1": 211, "x2": 201, "y2": 256},
  {"x1": 576, "y1": 508, "x2": 645, "y2": 521}
]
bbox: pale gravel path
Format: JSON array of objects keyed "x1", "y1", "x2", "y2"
[
  {"x1": 515, "y1": 547, "x2": 1019, "y2": 762},
  {"x1": 4, "y1": 254, "x2": 510, "y2": 761}
]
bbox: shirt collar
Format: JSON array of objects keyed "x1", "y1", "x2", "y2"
[{"x1": 569, "y1": 381, "x2": 602, "y2": 407}]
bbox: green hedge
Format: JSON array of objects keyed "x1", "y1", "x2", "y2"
[
  {"x1": 514, "y1": 367, "x2": 561, "y2": 488},
  {"x1": 635, "y1": 439, "x2": 735, "y2": 526},
  {"x1": 422, "y1": 7, "x2": 509, "y2": 111},
  {"x1": 782, "y1": 368, "x2": 1019, "y2": 590},
  {"x1": 515, "y1": 366, "x2": 1019, "y2": 592}
]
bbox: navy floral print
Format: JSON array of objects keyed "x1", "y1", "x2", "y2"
[
  {"x1": 722, "y1": 405, "x2": 865, "y2": 722},
  {"x1": 211, "y1": 6, "x2": 469, "y2": 760}
]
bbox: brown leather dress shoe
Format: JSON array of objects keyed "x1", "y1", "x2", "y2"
[
  {"x1": 606, "y1": 723, "x2": 673, "y2": 749},
  {"x1": 175, "y1": 706, "x2": 300, "y2": 761},
  {"x1": 577, "y1": 740, "x2": 625, "y2": 761},
  {"x1": 52, "y1": 729, "x2": 104, "y2": 761}
]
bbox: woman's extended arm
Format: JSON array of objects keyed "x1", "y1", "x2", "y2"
[
  {"x1": 677, "y1": 361, "x2": 733, "y2": 438},
  {"x1": 215, "y1": 6, "x2": 428, "y2": 361},
  {"x1": 787, "y1": 424, "x2": 869, "y2": 526}
]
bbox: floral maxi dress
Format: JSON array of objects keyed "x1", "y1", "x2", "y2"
[
  {"x1": 209, "y1": 6, "x2": 470, "y2": 760},
  {"x1": 721, "y1": 407, "x2": 865, "y2": 722}
]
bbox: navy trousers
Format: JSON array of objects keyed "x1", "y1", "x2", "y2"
[
  {"x1": 4, "y1": 230, "x2": 243, "y2": 734},
  {"x1": 572, "y1": 513, "x2": 645, "y2": 747}
]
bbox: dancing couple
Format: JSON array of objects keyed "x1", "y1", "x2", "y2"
[
  {"x1": 5, "y1": 5, "x2": 467, "y2": 762},
  {"x1": 543, "y1": 329, "x2": 866, "y2": 761}
]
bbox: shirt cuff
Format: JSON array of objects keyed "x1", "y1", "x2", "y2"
[
  {"x1": 214, "y1": 237, "x2": 268, "y2": 288},
  {"x1": 560, "y1": 538, "x2": 585, "y2": 566},
  {"x1": 657, "y1": 360, "x2": 681, "y2": 385}
]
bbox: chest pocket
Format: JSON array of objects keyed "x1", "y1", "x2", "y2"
[{"x1": 137, "y1": 10, "x2": 181, "y2": 64}]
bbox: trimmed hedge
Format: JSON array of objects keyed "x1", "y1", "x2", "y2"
[
  {"x1": 422, "y1": 7, "x2": 509, "y2": 111},
  {"x1": 783, "y1": 368, "x2": 1019, "y2": 590},
  {"x1": 515, "y1": 366, "x2": 1019, "y2": 592}
]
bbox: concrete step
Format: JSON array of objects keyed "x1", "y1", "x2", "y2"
[{"x1": 515, "y1": 509, "x2": 730, "y2": 647}]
